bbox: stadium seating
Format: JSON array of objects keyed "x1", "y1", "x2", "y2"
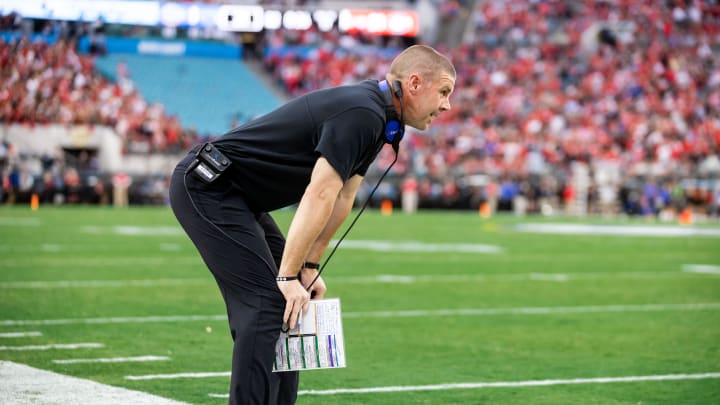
[{"x1": 94, "y1": 53, "x2": 282, "y2": 136}]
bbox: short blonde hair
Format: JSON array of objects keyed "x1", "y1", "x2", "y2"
[{"x1": 388, "y1": 45, "x2": 456, "y2": 82}]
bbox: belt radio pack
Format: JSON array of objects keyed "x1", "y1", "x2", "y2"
[{"x1": 189, "y1": 143, "x2": 231, "y2": 183}]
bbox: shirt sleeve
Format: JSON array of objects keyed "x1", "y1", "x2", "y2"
[{"x1": 315, "y1": 108, "x2": 384, "y2": 182}]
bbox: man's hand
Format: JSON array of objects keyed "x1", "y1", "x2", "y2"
[
  {"x1": 277, "y1": 280, "x2": 310, "y2": 330},
  {"x1": 301, "y1": 268, "x2": 327, "y2": 300}
]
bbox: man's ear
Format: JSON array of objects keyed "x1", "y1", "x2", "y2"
[{"x1": 407, "y1": 74, "x2": 422, "y2": 93}]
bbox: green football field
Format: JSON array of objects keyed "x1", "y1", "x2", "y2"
[{"x1": 1, "y1": 206, "x2": 719, "y2": 404}]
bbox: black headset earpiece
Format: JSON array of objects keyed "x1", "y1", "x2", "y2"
[
  {"x1": 378, "y1": 80, "x2": 405, "y2": 153},
  {"x1": 392, "y1": 80, "x2": 403, "y2": 98}
]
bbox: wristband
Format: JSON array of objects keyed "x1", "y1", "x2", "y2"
[
  {"x1": 276, "y1": 276, "x2": 299, "y2": 282},
  {"x1": 303, "y1": 261, "x2": 320, "y2": 270}
]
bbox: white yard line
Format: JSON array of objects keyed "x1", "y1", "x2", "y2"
[
  {"x1": 1, "y1": 257, "x2": 201, "y2": 267},
  {"x1": 0, "y1": 270, "x2": 703, "y2": 289},
  {"x1": 335, "y1": 270, "x2": 710, "y2": 284},
  {"x1": 514, "y1": 223, "x2": 720, "y2": 237},
  {"x1": 342, "y1": 303, "x2": 720, "y2": 319},
  {"x1": 2, "y1": 303, "x2": 718, "y2": 327},
  {"x1": 529, "y1": 273, "x2": 570, "y2": 282},
  {"x1": 293, "y1": 372, "x2": 720, "y2": 396},
  {"x1": 0, "y1": 245, "x2": 185, "y2": 253},
  {"x1": 0, "y1": 218, "x2": 41, "y2": 226},
  {"x1": 53, "y1": 355, "x2": 170, "y2": 365},
  {"x1": 126, "y1": 371, "x2": 230, "y2": 381},
  {"x1": 332, "y1": 240, "x2": 503, "y2": 253},
  {"x1": 0, "y1": 343, "x2": 104, "y2": 351},
  {"x1": 0, "y1": 331, "x2": 42, "y2": 338},
  {"x1": 84, "y1": 231, "x2": 505, "y2": 252},
  {"x1": 683, "y1": 264, "x2": 720, "y2": 275},
  {"x1": 0, "y1": 361, "x2": 190, "y2": 405},
  {"x1": 360, "y1": 273, "x2": 578, "y2": 283},
  {"x1": 0, "y1": 314, "x2": 227, "y2": 326},
  {"x1": 80, "y1": 226, "x2": 185, "y2": 236},
  {"x1": 159, "y1": 243, "x2": 182, "y2": 251},
  {"x1": 0, "y1": 278, "x2": 210, "y2": 289}
]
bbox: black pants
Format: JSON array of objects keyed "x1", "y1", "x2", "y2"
[{"x1": 169, "y1": 152, "x2": 299, "y2": 404}]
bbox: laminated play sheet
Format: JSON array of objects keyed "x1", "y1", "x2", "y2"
[{"x1": 273, "y1": 298, "x2": 346, "y2": 372}]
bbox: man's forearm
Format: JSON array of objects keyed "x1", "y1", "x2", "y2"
[
  {"x1": 278, "y1": 158, "x2": 343, "y2": 277},
  {"x1": 303, "y1": 194, "x2": 355, "y2": 264},
  {"x1": 279, "y1": 192, "x2": 336, "y2": 276},
  {"x1": 303, "y1": 174, "x2": 362, "y2": 265}
]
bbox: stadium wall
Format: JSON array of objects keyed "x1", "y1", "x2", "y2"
[
  {"x1": 1, "y1": 124, "x2": 179, "y2": 176},
  {"x1": 0, "y1": 32, "x2": 243, "y2": 59},
  {"x1": 77, "y1": 36, "x2": 243, "y2": 59}
]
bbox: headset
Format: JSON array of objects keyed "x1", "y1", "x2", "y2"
[
  {"x1": 378, "y1": 79, "x2": 405, "y2": 153},
  {"x1": 304, "y1": 79, "x2": 405, "y2": 291}
]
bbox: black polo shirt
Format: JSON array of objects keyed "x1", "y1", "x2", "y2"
[{"x1": 213, "y1": 80, "x2": 388, "y2": 212}]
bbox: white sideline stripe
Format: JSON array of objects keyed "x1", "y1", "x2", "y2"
[
  {"x1": 529, "y1": 273, "x2": 570, "y2": 282},
  {"x1": 1, "y1": 256, "x2": 201, "y2": 267},
  {"x1": 1, "y1": 270, "x2": 696, "y2": 289},
  {"x1": 0, "y1": 343, "x2": 104, "y2": 351},
  {"x1": 515, "y1": 223, "x2": 720, "y2": 237},
  {"x1": 342, "y1": 303, "x2": 720, "y2": 319},
  {"x1": 0, "y1": 331, "x2": 42, "y2": 338},
  {"x1": 333, "y1": 270, "x2": 708, "y2": 284},
  {"x1": 0, "y1": 217, "x2": 41, "y2": 226},
  {"x1": 81, "y1": 225, "x2": 185, "y2": 236},
  {"x1": 0, "y1": 315, "x2": 227, "y2": 326},
  {"x1": 0, "y1": 245, "x2": 192, "y2": 253},
  {"x1": 683, "y1": 264, "x2": 720, "y2": 275},
  {"x1": 0, "y1": 278, "x2": 210, "y2": 289},
  {"x1": 41, "y1": 244, "x2": 62, "y2": 252},
  {"x1": 0, "y1": 361, "x2": 190, "y2": 404},
  {"x1": 332, "y1": 239, "x2": 502, "y2": 253},
  {"x1": 53, "y1": 355, "x2": 170, "y2": 364},
  {"x1": 343, "y1": 273, "x2": 575, "y2": 284},
  {"x1": 114, "y1": 226, "x2": 183, "y2": 236},
  {"x1": 293, "y1": 372, "x2": 720, "y2": 396},
  {"x1": 126, "y1": 371, "x2": 231, "y2": 380},
  {"x1": 85, "y1": 228, "x2": 505, "y2": 252},
  {"x1": 3, "y1": 303, "x2": 719, "y2": 327}
]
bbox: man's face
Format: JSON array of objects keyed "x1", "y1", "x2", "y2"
[{"x1": 403, "y1": 71, "x2": 455, "y2": 131}]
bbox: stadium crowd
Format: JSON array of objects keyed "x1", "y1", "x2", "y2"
[
  {"x1": 1, "y1": 1, "x2": 720, "y2": 218},
  {"x1": 262, "y1": 0, "x2": 720, "y2": 217},
  {"x1": 0, "y1": 15, "x2": 198, "y2": 205},
  {"x1": 0, "y1": 34, "x2": 197, "y2": 153}
]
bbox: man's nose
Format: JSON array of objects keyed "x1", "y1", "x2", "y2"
[{"x1": 440, "y1": 99, "x2": 451, "y2": 112}]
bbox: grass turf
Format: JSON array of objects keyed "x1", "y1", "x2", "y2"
[{"x1": 1, "y1": 206, "x2": 719, "y2": 404}]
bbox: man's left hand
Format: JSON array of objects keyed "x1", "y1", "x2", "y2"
[{"x1": 301, "y1": 268, "x2": 327, "y2": 299}]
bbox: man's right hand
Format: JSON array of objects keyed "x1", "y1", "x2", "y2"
[{"x1": 277, "y1": 279, "x2": 310, "y2": 330}]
